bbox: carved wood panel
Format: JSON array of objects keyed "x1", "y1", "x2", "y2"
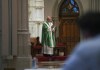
[{"x1": 59, "y1": 17, "x2": 80, "y2": 54}]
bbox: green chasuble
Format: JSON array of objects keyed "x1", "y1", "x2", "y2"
[{"x1": 41, "y1": 21, "x2": 55, "y2": 48}]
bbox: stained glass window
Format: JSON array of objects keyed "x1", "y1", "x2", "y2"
[
  {"x1": 59, "y1": 0, "x2": 79, "y2": 17},
  {"x1": 70, "y1": 0, "x2": 74, "y2": 5},
  {"x1": 73, "y1": 7, "x2": 78, "y2": 13}
]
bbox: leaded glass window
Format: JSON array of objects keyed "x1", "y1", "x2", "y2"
[{"x1": 59, "y1": 0, "x2": 79, "y2": 17}]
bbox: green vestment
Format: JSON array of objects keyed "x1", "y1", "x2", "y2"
[{"x1": 41, "y1": 21, "x2": 55, "y2": 55}]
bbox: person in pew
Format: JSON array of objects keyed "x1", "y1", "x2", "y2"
[
  {"x1": 62, "y1": 12, "x2": 100, "y2": 70},
  {"x1": 31, "y1": 42, "x2": 34, "y2": 58},
  {"x1": 36, "y1": 37, "x2": 42, "y2": 46}
]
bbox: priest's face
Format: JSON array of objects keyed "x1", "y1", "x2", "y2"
[{"x1": 47, "y1": 16, "x2": 52, "y2": 22}]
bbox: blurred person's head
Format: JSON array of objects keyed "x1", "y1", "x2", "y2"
[
  {"x1": 47, "y1": 16, "x2": 52, "y2": 22},
  {"x1": 77, "y1": 12, "x2": 100, "y2": 39}
]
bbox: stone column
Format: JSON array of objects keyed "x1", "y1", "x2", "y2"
[
  {"x1": 0, "y1": 0, "x2": 2, "y2": 69},
  {"x1": 16, "y1": 0, "x2": 32, "y2": 70},
  {"x1": 89, "y1": 0, "x2": 100, "y2": 12},
  {"x1": 1, "y1": 0, "x2": 32, "y2": 70}
]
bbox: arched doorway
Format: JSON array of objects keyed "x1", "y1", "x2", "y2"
[{"x1": 59, "y1": 0, "x2": 80, "y2": 55}]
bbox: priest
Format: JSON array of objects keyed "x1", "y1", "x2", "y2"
[{"x1": 41, "y1": 16, "x2": 56, "y2": 57}]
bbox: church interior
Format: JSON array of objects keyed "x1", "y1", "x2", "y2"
[{"x1": 0, "y1": 0, "x2": 100, "y2": 70}]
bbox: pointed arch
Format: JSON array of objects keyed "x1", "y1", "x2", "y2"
[
  {"x1": 52, "y1": 0, "x2": 83, "y2": 17},
  {"x1": 59, "y1": 0, "x2": 79, "y2": 18},
  {"x1": 52, "y1": 0, "x2": 83, "y2": 54}
]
